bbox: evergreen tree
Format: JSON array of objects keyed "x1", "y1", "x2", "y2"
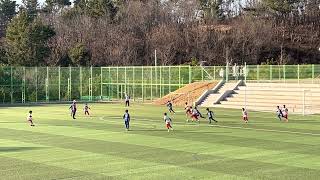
[
  {"x1": 5, "y1": 10, "x2": 55, "y2": 66},
  {"x1": 0, "y1": 0, "x2": 16, "y2": 22},
  {"x1": 68, "y1": 43, "x2": 91, "y2": 66},
  {"x1": 44, "y1": 0, "x2": 71, "y2": 13},
  {"x1": 22, "y1": 0, "x2": 38, "y2": 20},
  {"x1": 199, "y1": 0, "x2": 224, "y2": 19},
  {"x1": 0, "y1": 0, "x2": 16, "y2": 37},
  {"x1": 262, "y1": 0, "x2": 300, "y2": 15}
]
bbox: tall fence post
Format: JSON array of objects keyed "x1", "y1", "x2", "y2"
[
  {"x1": 169, "y1": 66, "x2": 171, "y2": 93},
  {"x1": 283, "y1": 64, "x2": 286, "y2": 83},
  {"x1": 124, "y1": 67, "x2": 127, "y2": 94},
  {"x1": 150, "y1": 66, "x2": 153, "y2": 101},
  {"x1": 178, "y1": 66, "x2": 181, "y2": 88},
  {"x1": 244, "y1": 62, "x2": 247, "y2": 83},
  {"x1": 257, "y1": 65, "x2": 259, "y2": 82},
  {"x1": 69, "y1": 66, "x2": 72, "y2": 101},
  {"x1": 108, "y1": 67, "x2": 111, "y2": 99},
  {"x1": 100, "y1": 67, "x2": 103, "y2": 98},
  {"x1": 36, "y1": 67, "x2": 38, "y2": 102},
  {"x1": 160, "y1": 66, "x2": 162, "y2": 97},
  {"x1": 142, "y1": 67, "x2": 144, "y2": 102},
  {"x1": 226, "y1": 63, "x2": 229, "y2": 82},
  {"x1": 201, "y1": 66, "x2": 204, "y2": 81},
  {"x1": 189, "y1": 65, "x2": 192, "y2": 84},
  {"x1": 22, "y1": 67, "x2": 26, "y2": 103},
  {"x1": 116, "y1": 67, "x2": 119, "y2": 100},
  {"x1": 132, "y1": 66, "x2": 135, "y2": 100},
  {"x1": 270, "y1": 65, "x2": 272, "y2": 81},
  {"x1": 46, "y1": 66, "x2": 49, "y2": 102},
  {"x1": 90, "y1": 66, "x2": 93, "y2": 101},
  {"x1": 10, "y1": 66, "x2": 13, "y2": 104},
  {"x1": 298, "y1": 64, "x2": 300, "y2": 84},
  {"x1": 312, "y1": 64, "x2": 315, "y2": 84},
  {"x1": 80, "y1": 67, "x2": 82, "y2": 100},
  {"x1": 58, "y1": 67, "x2": 60, "y2": 101}
]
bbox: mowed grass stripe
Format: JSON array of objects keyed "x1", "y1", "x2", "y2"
[
  {"x1": 0, "y1": 130, "x2": 254, "y2": 180},
  {"x1": 2, "y1": 103, "x2": 320, "y2": 132},
  {"x1": 1, "y1": 128, "x2": 320, "y2": 180},
  {"x1": 0, "y1": 140, "x2": 230, "y2": 180},
  {"x1": 2, "y1": 122, "x2": 320, "y2": 171},
  {"x1": 0, "y1": 156, "x2": 110, "y2": 180},
  {"x1": 8, "y1": 115, "x2": 320, "y2": 157},
  {"x1": 1, "y1": 104, "x2": 320, "y2": 179}
]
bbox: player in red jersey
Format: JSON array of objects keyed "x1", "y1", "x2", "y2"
[
  {"x1": 282, "y1": 105, "x2": 288, "y2": 122},
  {"x1": 84, "y1": 103, "x2": 91, "y2": 116},
  {"x1": 242, "y1": 108, "x2": 248, "y2": 123},
  {"x1": 27, "y1": 110, "x2": 35, "y2": 126},
  {"x1": 164, "y1": 113, "x2": 173, "y2": 132}
]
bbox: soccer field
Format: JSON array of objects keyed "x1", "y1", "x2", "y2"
[{"x1": 0, "y1": 103, "x2": 320, "y2": 180}]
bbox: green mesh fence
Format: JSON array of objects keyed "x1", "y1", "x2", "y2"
[{"x1": 0, "y1": 65, "x2": 318, "y2": 104}]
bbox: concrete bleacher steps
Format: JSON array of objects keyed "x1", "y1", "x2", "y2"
[
  {"x1": 215, "y1": 82, "x2": 320, "y2": 114},
  {"x1": 199, "y1": 80, "x2": 243, "y2": 107}
]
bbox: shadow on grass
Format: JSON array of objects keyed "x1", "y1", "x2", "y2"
[{"x1": 0, "y1": 147, "x2": 46, "y2": 152}]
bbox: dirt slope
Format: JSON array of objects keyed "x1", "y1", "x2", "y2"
[{"x1": 153, "y1": 81, "x2": 218, "y2": 107}]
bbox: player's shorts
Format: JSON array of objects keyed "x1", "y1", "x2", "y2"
[
  {"x1": 283, "y1": 114, "x2": 288, "y2": 119},
  {"x1": 166, "y1": 123, "x2": 172, "y2": 128},
  {"x1": 192, "y1": 114, "x2": 198, "y2": 119}
]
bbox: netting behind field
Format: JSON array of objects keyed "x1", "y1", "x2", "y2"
[{"x1": 1, "y1": 64, "x2": 320, "y2": 104}]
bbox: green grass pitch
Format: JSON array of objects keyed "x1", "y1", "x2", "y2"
[{"x1": 0, "y1": 103, "x2": 320, "y2": 180}]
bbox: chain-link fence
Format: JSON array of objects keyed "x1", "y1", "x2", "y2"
[{"x1": 1, "y1": 65, "x2": 320, "y2": 104}]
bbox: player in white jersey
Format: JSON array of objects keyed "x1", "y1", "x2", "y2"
[
  {"x1": 242, "y1": 108, "x2": 248, "y2": 123},
  {"x1": 125, "y1": 94, "x2": 130, "y2": 107},
  {"x1": 27, "y1": 110, "x2": 35, "y2": 126},
  {"x1": 282, "y1": 105, "x2": 288, "y2": 122},
  {"x1": 191, "y1": 108, "x2": 200, "y2": 123},
  {"x1": 276, "y1": 106, "x2": 283, "y2": 121},
  {"x1": 84, "y1": 103, "x2": 91, "y2": 116},
  {"x1": 164, "y1": 113, "x2": 173, "y2": 132}
]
